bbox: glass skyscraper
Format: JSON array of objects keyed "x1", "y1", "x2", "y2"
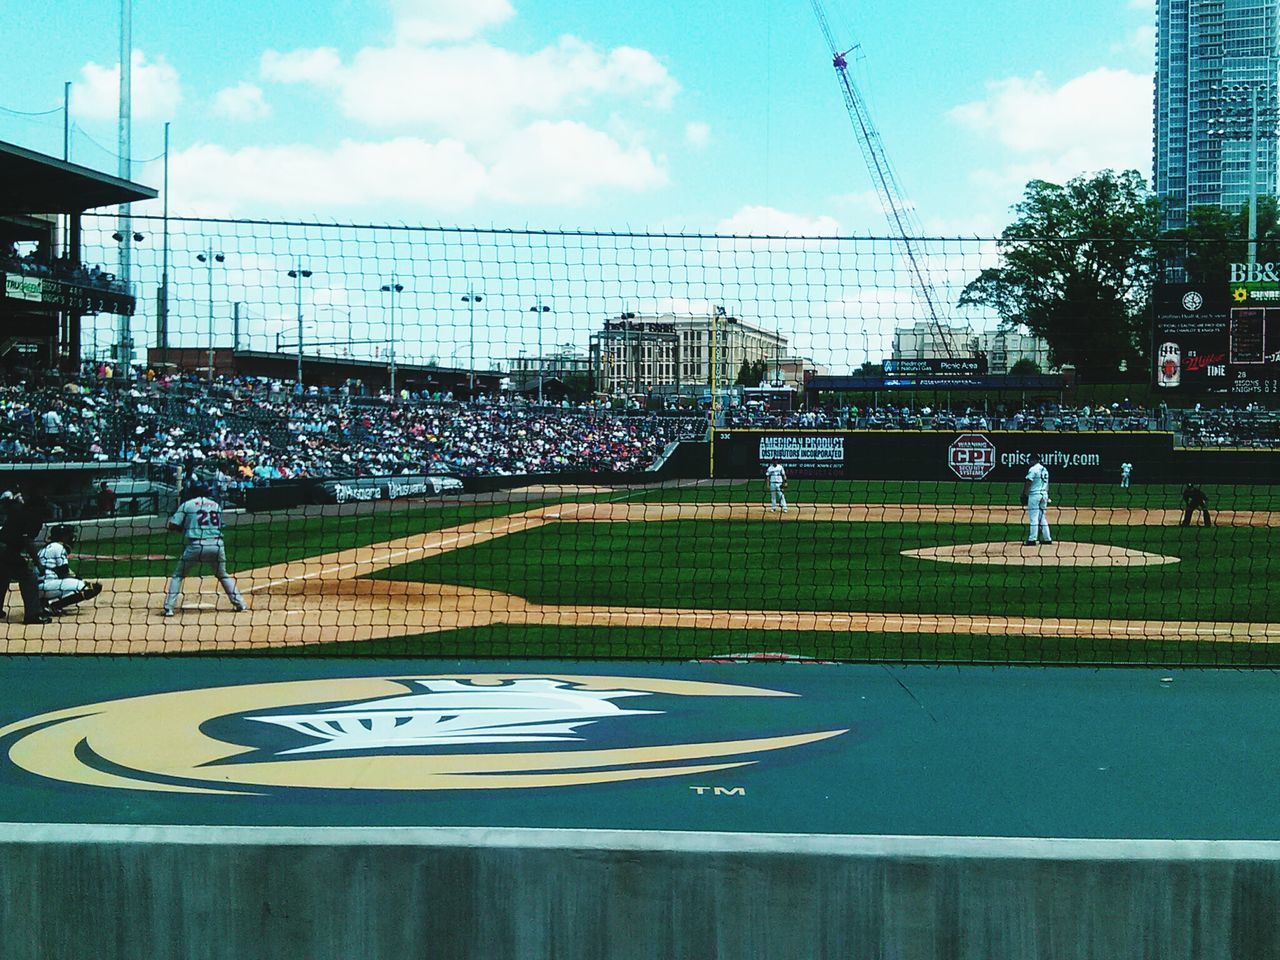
[{"x1": 1154, "y1": 0, "x2": 1280, "y2": 231}]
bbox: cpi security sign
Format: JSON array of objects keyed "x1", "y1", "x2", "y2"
[{"x1": 947, "y1": 434, "x2": 996, "y2": 480}]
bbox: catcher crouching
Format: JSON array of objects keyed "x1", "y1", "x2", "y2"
[{"x1": 37, "y1": 525, "x2": 103, "y2": 613}]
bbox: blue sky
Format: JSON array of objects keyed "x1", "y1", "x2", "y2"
[
  {"x1": 0, "y1": 0, "x2": 1158, "y2": 371},
  {"x1": 1, "y1": 0, "x2": 1156, "y2": 235}
]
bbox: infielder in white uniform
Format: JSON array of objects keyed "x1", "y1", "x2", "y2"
[
  {"x1": 37, "y1": 525, "x2": 103, "y2": 612},
  {"x1": 1022, "y1": 454, "x2": 1052, "y2": 546},
  {"x1": 1120, "y1": 462, "x2": 1132, "y2": 488},
  {"x1": 765, "y1": 462, "x2": 788, "y2": 512},
  {"x1": 163, "y1": 485, "x2": 246, "y2": 616}
]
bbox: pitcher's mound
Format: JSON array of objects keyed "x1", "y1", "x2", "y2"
[{"x1": 903, "y1": 541, "x2": 1180, "y2": 567}]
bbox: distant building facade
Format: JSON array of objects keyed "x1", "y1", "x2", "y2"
[
  {"x1": 891, "y1": 321, "x2": 977, "y2": 360},
  {"x1": 976, "y1": 326, "x2": 1051, "y2": 374},
  {"x1": 506, "y1": 345, "x2": 592, "y2": 383},
  {"x1": 1155, "y1": 0, "x2": 1280, "y2": 231},
  {"x1": 590, "y1": 307, "x2": 787, "y2": 396},
  {"x1": 890, "y1": 321, "x2": 1049, "y2": 374}
]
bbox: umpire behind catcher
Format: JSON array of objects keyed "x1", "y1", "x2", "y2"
[{"x1": 0, "y1": 487, "x2": 52, "y2": 624}]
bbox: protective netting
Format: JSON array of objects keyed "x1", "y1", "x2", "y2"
[{"x1": 1, "y1": 217, "x2": 1277, "y2": 663}]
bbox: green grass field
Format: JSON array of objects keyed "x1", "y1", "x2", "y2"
[
  {"x1": 372, "y1": 518, "x2": 1276, "y2": 622},
  {"x1": 78, "y1": 480, "x2": 1279, "y2": 665},
  {"x1": 635, "y1": 479, "x2": 1280, "y2": 510}
]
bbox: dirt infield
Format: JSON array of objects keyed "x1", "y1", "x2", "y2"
[
  {"x1": 4, "y1": 501, "x2": 1278, "y2": 653},
  {"x1": 553, "y1": 501, "x2": 1280, "y2": 526},
  {"x1": 903, "y1": 541, "x2": 1181, "y2": 567}
]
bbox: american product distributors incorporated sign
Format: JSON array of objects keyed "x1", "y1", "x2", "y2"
[{"x1": 757, "y1": 435, "x2": 845, "y2": 475}]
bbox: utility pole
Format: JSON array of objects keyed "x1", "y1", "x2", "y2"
[
  {"x1": 529, "y1": 299, "x2": 551, "y2": 404},
  {"x1": 289, "y1": 263, "x2": 313, "y2": 387},
  {"x1": 116, "y1": 0, "x2": 133, "y2": 365},
  {"x1": 463, "y1": 288, "x2": 483, "y2": 398},
  {"x1": 381, "y1": 275, "x2": 404, "y2": 397},
  {"x1": 196, "y1": 249, "x2": 224, "y2": 380}
]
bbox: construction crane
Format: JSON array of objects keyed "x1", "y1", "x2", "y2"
[{"x1": 808, "y1": 0, "x2": 955, "y2": 357}]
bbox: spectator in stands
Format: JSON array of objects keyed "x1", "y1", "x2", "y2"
[{"x1": 95, "y1": 482, "x2": 117, "y2": 518}]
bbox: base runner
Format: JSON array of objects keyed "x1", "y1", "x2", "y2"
[{"x1": 163, "y1": 484, "x2": 247, "y2": 617}]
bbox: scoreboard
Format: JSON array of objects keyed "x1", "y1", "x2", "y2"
[{"x1": 1152, "y1": 283, "x2": 1280, "y2": 395}]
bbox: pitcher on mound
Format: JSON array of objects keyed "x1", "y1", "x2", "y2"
[{"x1": 765, "y1": 462, "x2": 788, "y2": 513}]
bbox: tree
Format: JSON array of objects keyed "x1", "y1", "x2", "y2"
[
  {"x1": 736, "y1": 359, "x2": 767, "y2": 386},
  {"x1": 1162, "y1": 197, "x2": 1280, "y2": 284},
  {"x1": 958, "y1": 170, "x2": 1161, "y2": 381},
  {"x1": 1008, "y1": 358, "x2": 1041, "y2": 375}
]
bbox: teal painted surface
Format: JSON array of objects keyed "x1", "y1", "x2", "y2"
[{"x1": 0, "y1": 658, "x2": 1277, "y2": 839}]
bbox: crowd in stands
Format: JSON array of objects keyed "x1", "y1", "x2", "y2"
[
  {"x1": 2, "y1": 370, "x2": 1278, "y2": 495},
  {"x1": 0, "y1": 369, "x2": 707, "y2": 489},
  {"x1": 724, "y1": 401, "x2": 1171, "y2": 433},
  {"x1": 1, "y1": 244, "x2": 126, "y2": 294},
  {"x1": 1175, "y1": 404, "x2": 1280, "y2": 448}
]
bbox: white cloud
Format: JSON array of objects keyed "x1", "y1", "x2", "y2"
[
  {"x1": 162, "y1": 125, "x2": 665, "y2": 217},
  {"x1": 212, "y1": 83, "x2": 271, "y2": 121},
  {"x1": 715, "y1": 205, "x2": 842, "y2": 237},
  {"x1": 487, "y1": 120, "x2": 666, "y2": 204},
  {"x1": 389, "y1": 0, "x2": 515, "y2": 43},
  {"x1": 684, "y1": 121, "x2": 710, "y2": 149},
  {"x1": 165, "y1": 138, "x2": 488, "y2": 217},
  {"x1": 263, "y1": 37, "x2": 679, "y2": 139},
  {"x1": 949, "y1": 68, "x2": 1152, "y2": 197},
  {"x1": 260, "y1": 47, "x2": 343, "y2": 85},
  {"x1": 71, "y1": 51, "x2": 182, "y2": 121}
]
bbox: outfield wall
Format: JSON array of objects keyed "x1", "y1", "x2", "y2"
[
  {"x1": 699, "y1": 431, "x2": 1279, "y2": 484},
  {"x1": 3, "y1": 826, "x2": 1278, "y2": 960}
]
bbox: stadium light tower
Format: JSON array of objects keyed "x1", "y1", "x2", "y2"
[
  {"x1": 196, "y1": 250, "x2": 226, "y2": 381},
  {"x1": 381, "y1": 275, "x2": 405, "y2": 398},
  {"x1": 462, "y1": 288, "x2": 483, "y2": 398},
  {"x1": 288, "y1": 263, "x2": 314, "y2": 387},
  {"x1": 529, "y1": 299, "x2": 551, "y2": 405},
  {"x1": 116, "y1": 0, "x2": 133, "y2": 366}
]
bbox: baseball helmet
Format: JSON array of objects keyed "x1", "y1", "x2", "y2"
[{"x1": 50, "y1": 524, "x2": 76, "y2": 545}]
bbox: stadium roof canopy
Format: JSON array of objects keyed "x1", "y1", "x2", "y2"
[{"x1": 0, "y1": 140, "x2": 157, "y2": 214}]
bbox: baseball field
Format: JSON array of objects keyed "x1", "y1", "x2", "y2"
[{"x1": 4, "y1": 478, "x2": 1278, "y2": 665}]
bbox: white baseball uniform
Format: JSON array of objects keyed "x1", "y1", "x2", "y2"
[
  {"x1": 164, "y1": 495, "x2": 245, "y2": 614},
  {"x1": 37, "y1": 540, "x2": 85, "y2": 602},
  {"x1": 765, "y1": 463, "x2": 788, "y2": 512},
  {"x1": 1026, "y1": 462, "x2": 1051, "y2": 543},
  {"x1": 1120, "y1": 462, "x2": 1132, "y2": 488}
]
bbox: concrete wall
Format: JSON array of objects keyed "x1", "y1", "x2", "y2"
[{"x1": 3, "y1": 825, "x2": 1279, "y2": 960}]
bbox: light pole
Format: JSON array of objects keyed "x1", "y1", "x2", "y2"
[
  {"x1": 109, "y1": 228, "x2": 144, "y2": 369},
  {"x1": 381, "y1": 276, "x2": 404, "y2": 397},
  {"x1": 196, "y1": 250, "x2": 224, "y2": 380},
  {"x1": 288, "y1": 263, "x2": 313, "y2": 388},
  {"x1": 529, "y1": 299, "x2": 551, "y2": 405},
  {"x1": 462, "y1": 289, "x2": 483, "y2": 399},
  {"x1": 1213, "y1": 82, "x2": 1279, "y2": 264}
]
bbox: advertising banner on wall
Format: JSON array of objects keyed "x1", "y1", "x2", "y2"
[
  {"x1": 2, "y1": 274, "x2": 136, "y2": 316},
  {"x1": 716, "y1": 431, "x2": 1174, "y2": 483},
  {"x1": 312, "y1": 474, "x2": 464, "y2": 505},
  {"x1": 3, "y1": 274, "x2": 43, "y2": 302},
  {"x1": 1153, "y1": 282, "x2": 1280, "y2": 395},
  {"x1": 756, "y1": 434, "x2": 846, "y2": 476}
]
